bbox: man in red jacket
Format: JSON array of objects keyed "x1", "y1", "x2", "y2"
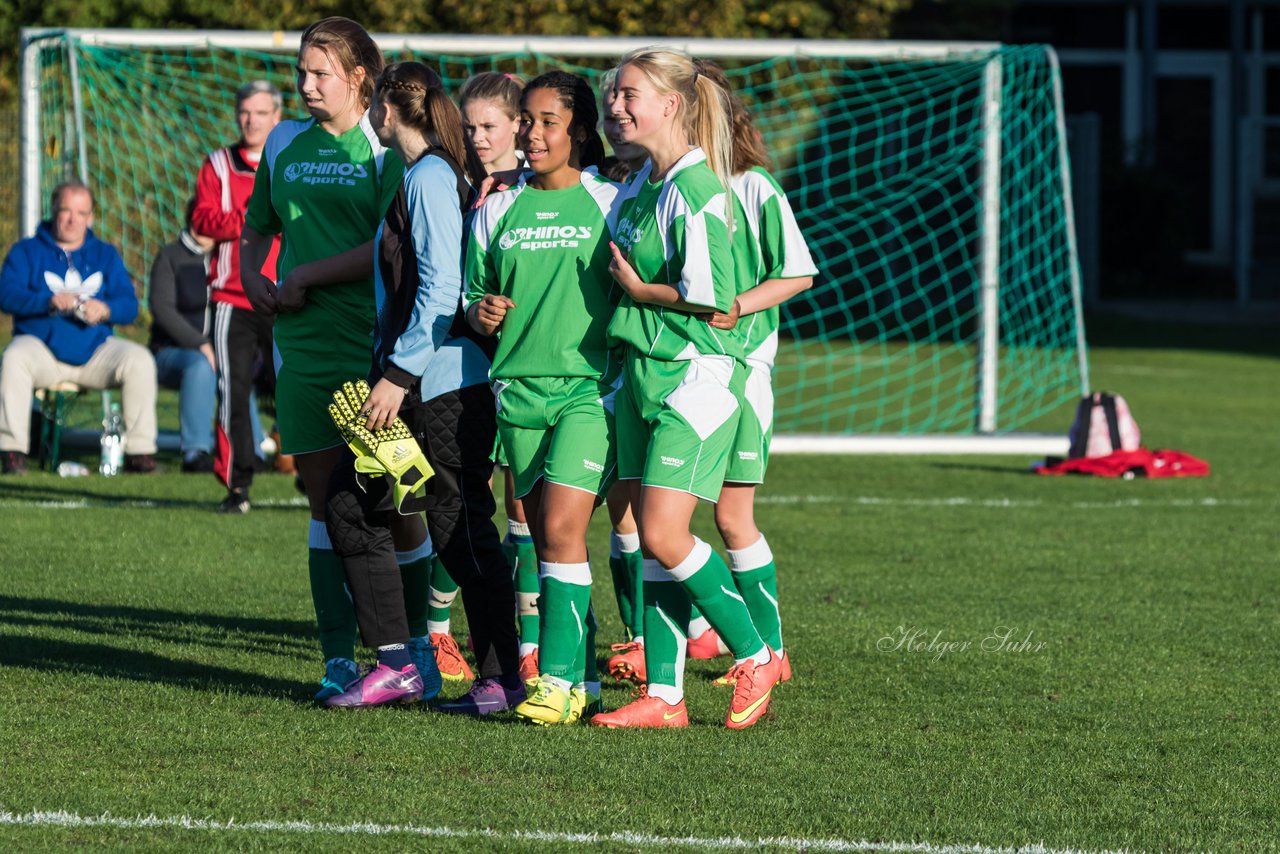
[{"x1": 193, "y1": 80, "x2": 282, "y2": 513}]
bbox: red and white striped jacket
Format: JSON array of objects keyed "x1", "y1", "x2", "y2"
[{"x1": 192, "y1": 144, "x2": 279, "y2": 310}]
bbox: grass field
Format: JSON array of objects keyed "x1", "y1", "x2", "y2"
[{"x1": 0, "y1": 312, "x2": 1276, "y2": 852}]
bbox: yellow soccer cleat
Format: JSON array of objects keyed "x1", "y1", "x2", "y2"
[
  {"x1": 514, "y1": 679, "x2": 572, "y2": 726},
  {"x1": 564, "y1": 687, "x2": 602, "y2": 724}
]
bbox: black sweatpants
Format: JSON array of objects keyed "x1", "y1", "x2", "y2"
[
  {"x1": 213, "y1": 302, "x2": 274, "y2": 493},
  {"x1": 325, "y1": 383, "x2": 518, "y2": 679}
]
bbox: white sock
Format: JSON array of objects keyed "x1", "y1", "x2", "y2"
[
  {"x1": 734, "y1": 646, "x2": 772, "y2": 667},
  {"x1": 647, "y1": 683, "x2": 683, "y2": 705}
]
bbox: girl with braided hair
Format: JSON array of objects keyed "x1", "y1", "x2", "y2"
[
  {"x1": 321, "y1": 61, "x2": 526, "y2": 711},
  {"x1": 463, "y1": 70, "x2": 623, "y2": 725}
]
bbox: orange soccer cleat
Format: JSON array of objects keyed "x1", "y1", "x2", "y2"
[
  {"x1": 430, "y1": 632, "x2": 474, "y2": 683},
  {"x1": 607, "y1": 641, "x2": 646, "y2": 684},
  {"x1": 713, "y1": 649, "x2": 791, "y2": 686},
  {"x1": 517, "y1": 649, "x2": 540, "y2": 687},
  {"x1": 589, "y1": 687, "x2": 688, "y2": 729},
  {"x1": 686, "y1": 627, "x2": 727, "y2": 660},
  {"x1": 724, "y1": 651, "x2": 784, "y2": 730}
]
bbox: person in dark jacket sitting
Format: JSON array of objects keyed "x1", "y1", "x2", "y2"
[{"x1": 148, "y1": 200, "x2": 217, "y2": 473}]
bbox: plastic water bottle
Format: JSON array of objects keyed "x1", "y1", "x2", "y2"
[
  {"x1": 99, "y1": 402, "x2": 124, "y2": 476},
  {"x1": 57, "y1": 460, "x2": 90, "y2": 477}
]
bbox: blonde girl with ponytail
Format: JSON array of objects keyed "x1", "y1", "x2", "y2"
[
  {"x1": 591, "y1": 47, "x2": 783, "y2": 731},
  {"x1": 691, "y1": 58, "x2": 818, "y2": 692}
]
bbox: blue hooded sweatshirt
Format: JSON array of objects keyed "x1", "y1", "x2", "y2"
[{"x1": 0, "y1": 222, "x2": 138, "y2": 366}]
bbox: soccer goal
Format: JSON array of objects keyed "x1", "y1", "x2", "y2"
[{"x1": 20, "y1": 30, "x2": 1087, "y2": 455}]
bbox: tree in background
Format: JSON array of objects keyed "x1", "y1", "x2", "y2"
[{"x1": 888, "y1": 0, "x2": 1013, "y2": 41}]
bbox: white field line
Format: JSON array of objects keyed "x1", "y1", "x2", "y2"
[
  {"x1": 0, "y1": 809, "x2": 1139, "y2": 854},
  {"x1": 1103, "y1": 365, "x2": 1201, "y2": 378}
]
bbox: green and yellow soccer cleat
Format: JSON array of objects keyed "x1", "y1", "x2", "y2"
[
  {"x1": 514, "y1": 679, "x2": 572, "y2": 726},
  {"x1": 565, "y1": 687, "x2": 602, "y2": 724}
]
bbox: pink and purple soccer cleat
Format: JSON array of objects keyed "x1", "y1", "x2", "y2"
[
  {"x1": 433, "y1": 677, "x2": 526, "y2": 716},
  {"x1": 323, "y1": 663, "x2": 424, "y2": 709}
]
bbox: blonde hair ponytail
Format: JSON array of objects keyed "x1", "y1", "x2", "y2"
[
  {"x1": 618, "y1": 47, "x2": 735, "y2": 191},
  {"x1": 690, "y1": 72, "x2": 735, "y2": 189}
]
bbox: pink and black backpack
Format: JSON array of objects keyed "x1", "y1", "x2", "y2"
[{"x1": 1067, "y1": 392, "x2": 1141, "y2": 459}]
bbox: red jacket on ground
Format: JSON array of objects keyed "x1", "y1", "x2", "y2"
[
  {"x1": 1035, "y1": 449, "x2": 1210, "y2": 478},
  {"x1": 192, "y1": 144, "x2": 279, "y2": 311}
]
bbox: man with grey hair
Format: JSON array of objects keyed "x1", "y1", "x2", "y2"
[{"x1": 192, "y1": 80, "x2": 283, "y2": 513}]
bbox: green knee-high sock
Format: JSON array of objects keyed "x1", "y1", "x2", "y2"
[
  {"x1": 687, "y1": 602, "x2": 713, "y2": 641},
  {"x1": 509, "y1": 521, "x2": 540, "y2": 648},
  {"x1": 729, "y1": 535, "x2": 782, "y2": 651},
  {"x1": 427, "y1": 554, "x2": 459, "y2": 635},
  {"x1": 537, "y1": 561, "x2": 592, "y2": 684},
  {"x1": 308, "y1": 519, "x2": 356, "y2": 662},
  {"x1": 608, "y1": 531, "x2": 641, "y2": 638},
  {"x1": 672, "y1": 538, "x2": 765, "y2": 661},
  {"x1": 577, "y1": 600, "x2": 599, "y2": 688},
  {"x1": 397, "y1": 540, "x2": 433, "y2": 639},
  {"x1": 642, "y1": 560, "x2": 692, "y2": 696},
  {"x1": 626, "y1": 549, "x2": 644, "y2": 641}
]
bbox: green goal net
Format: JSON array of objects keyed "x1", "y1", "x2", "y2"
[{"x1": 21, "y1": 31, "x2": 1086, "y2": 451}]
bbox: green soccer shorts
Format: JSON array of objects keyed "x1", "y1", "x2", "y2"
[
  {"x1": 616, "y1": 348, "x2": 745, "y2": 502},
  {"x1": 492, "y1": 431, "x2": 510, "y2": 468},
  {"x1": 723, "y1": 358, "x2": 774, "y2": 485},
  {"x1": 495, "y1": 374, "x2": 618, "y2": 499},
  {"x1": 272, "y1": 302, "x2": 374, "y2": 456}
]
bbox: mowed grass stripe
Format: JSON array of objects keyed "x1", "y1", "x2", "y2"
[{"x1": 0, "y1": 324, "x2": 1276, "y2": 851}]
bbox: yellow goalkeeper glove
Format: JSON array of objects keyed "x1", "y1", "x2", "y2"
[{"x1": 328, "y1": 379, "x2": 434, "y2": 514}]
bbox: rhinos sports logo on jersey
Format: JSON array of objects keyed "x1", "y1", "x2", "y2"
[
  {"x1": 283, "y1": 161, "x2": 370, "y2": 186},
  {"x1": 613, "y1": 217, "x2": 644, "y2": 252},
  {"x1": 498, "y1": 224, "x2": 594, "y2": 252}
]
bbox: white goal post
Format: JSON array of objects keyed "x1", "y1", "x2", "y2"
[{"x1": 20, "y1": 30, "x2": 1087, "y2": 456}]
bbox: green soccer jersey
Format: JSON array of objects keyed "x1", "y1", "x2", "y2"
[
  {"x1": 730, "y1": 167, "x2": 819, "y2": 366},
  {"x1": 606, "y1": 149, "x2": 743, "y2": 362},
  {"x1": 464, "y1": 169, "x2": 622, "y2": 380},
  {"x1": 243, "y1": 114, "x2": 402, "y2": 454},
  {"x1": 245, "y1": 116, "x2": 403, "y2": 332}
]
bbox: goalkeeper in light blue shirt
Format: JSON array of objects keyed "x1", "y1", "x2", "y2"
[{"x1": 321, "y1": 62, "x2": 525, "y2": 713}]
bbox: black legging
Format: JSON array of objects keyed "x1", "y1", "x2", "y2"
[{"x1": 325, "y1": 382, "x2": 518, "y2": 679}]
